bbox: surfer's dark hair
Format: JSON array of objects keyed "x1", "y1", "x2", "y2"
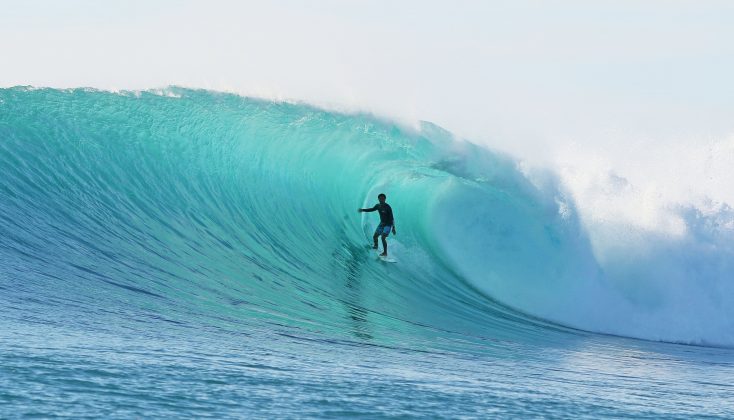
[{"x1": 378, "y1": 193, "x2": 386, "y2": 199}]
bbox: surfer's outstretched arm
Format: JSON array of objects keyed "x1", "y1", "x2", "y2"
[{"x1": 358, "y1": 206, "x2": 378, "y2": 213}]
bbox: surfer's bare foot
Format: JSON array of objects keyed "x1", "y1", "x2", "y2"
[
  {"x1": 372, "y1": 245, "x2": 378, "y2": 249},
  {"x1": 379, "y1": 252, "x2": 387, "y2": 257}
]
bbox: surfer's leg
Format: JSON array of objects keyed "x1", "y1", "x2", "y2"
[
  {"x1": 373, "y1": 224, "x2": 385, "y2": 249},
  {"x1": 380, "y1": 234, "x2": 388, "y2": 256}
]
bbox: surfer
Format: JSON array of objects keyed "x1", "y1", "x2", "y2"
[{"x1": 358, "y1": 193, "x2": 396, "y2": 257}]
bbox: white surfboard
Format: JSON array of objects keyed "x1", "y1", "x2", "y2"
[{"x1": 378, "y1": 254, "x2": 397, "y2": 263}]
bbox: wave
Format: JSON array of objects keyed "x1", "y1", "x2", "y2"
[{"x1": 1, "y1": 87, "x2": 731, "y2": 347}]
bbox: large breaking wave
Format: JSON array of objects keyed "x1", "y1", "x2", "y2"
[{"x1": 1, "y1": 87, "x2": 732, "y2": 347}]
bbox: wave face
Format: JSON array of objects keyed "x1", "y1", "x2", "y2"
[
  {"x1": 1, "y1": 87, "x2": 732, "y2": 351},
  {"x1": 0, "y1": 87, "x2": 552, "y2": 347}
]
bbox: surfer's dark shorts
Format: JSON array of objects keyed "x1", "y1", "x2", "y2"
[{"x1": 375, "y1": 223, "x2": 392, "y2": 236}]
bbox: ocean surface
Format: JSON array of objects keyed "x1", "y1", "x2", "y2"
[{"x1": 1, "y1": 87, "x2": 733, "y2": 418}]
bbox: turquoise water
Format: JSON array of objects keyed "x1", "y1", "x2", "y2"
[{"x1": 1, "y1": 87, "x2": 732, "y2": 418}]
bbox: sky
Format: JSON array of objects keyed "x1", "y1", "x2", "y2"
[{"x1": 2, "y1": 0, "x2": 734, "y2": 207}]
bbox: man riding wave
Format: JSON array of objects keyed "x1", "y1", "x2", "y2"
[{"x1": 358, "y1": 193, "x2": 396, "y2": 257}]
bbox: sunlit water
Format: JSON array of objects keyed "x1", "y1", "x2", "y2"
[{"x1": 1, "y1": 87, "x2": 732, "y2": 418}]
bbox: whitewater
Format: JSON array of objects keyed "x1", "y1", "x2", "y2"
[{"x1": 2, "y1": 86, "x2": 734, "y2": 418}]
